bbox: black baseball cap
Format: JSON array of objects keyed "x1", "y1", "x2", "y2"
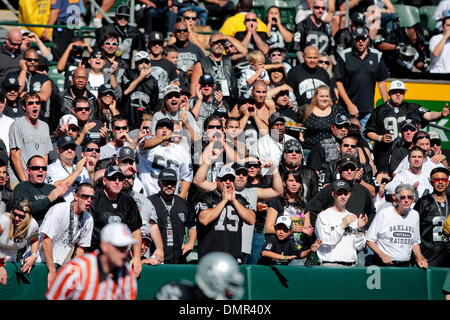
[
  {"x1": 351, "y1": 11, "x2": 365, "y2": 25},
  {"x1": 232, "y1": 162, "x2": 249, "y2": 172},
  {"x1": 352, "y1": 26, "x2": 369, "y2": 39},
  {"x1": 269, "y1": 112, "x2": 286, "y2": 127},
  {"x1": 2, "y1": 76, "x2": 20, "y2": 90},
  {"x1": 105, "y1": 164, "x2": 125, "y2": 178},
  {"x1": 199, "y1": 74, "x2": 215, "y2": 86},
  {"x1": 118, "y1": 146, "x2": 135, "y2": 162},
  {"x1": 337, "y1": 154, "x2": 358, "y2": 168},
  {"x1": 159, "y1": 168, "x2": 177, "y2": 181},
  {"x1": 148, "y1": 31, "x2": 164, "y2": 43},
  {"x1": 155, "y1": 118, "x2": 174, "y2": 131},
  {"x1": 116, "y1": 5, "x2": 130, "y2": 17},
  {"x1": 98, "y1": 83, "x2": 115, "y2": 96},
  {"x1": 430, "y1": 167, "x2": 450, "y2": 178},
  {"x1": 333, "y1": 179, "x2": 351, "y2": 192},
  {"x1": 57, "y1": 135, "x2": 77, "y2": 148}
]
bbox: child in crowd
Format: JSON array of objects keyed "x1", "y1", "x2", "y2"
[{"x1": 243, "y1": 50, "x2": 271, "y2": 96}]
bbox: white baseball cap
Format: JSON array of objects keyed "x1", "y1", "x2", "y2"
[
  {"x1": 389, "y1": 80, "x2": 407, "y2": 92},
  {"x1": 101, "y1": 223, "x2": 137, "y2": 247},
  {"x1": 59, "y1": 114, "x2": 78, "y2": 127},
  {"x1": 275, "y1": 216, "x2": 292, "y2": 229}
]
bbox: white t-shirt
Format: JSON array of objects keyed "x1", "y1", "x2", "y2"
[
  {"x1": 243, "y1": 67, "x2": 270, "y2": 97},
  {"x1": 46, "y1": 159, "x2": 91, "y2": 202},
  {"x1": 394, "y1": 155, "x2": 444, "y2": 176},
  {"x1": 139, "y1": 138, "x2": 193, "y2": 196},
  {"x1": 0, "y1": 114, "x2": 15, "y2": 152},
  {"x1": 255, "y1": 133, "x2": 296, "y2": 167},
  {"x1": 387, "y1": 169, "x2": 433, "y2": 199},
  {"x1": 429, "y1": 34, "x2": 450, "y2": 73},
  {"x1": 88, "y1": 72, "x2": 105, "y2": 98},
  {"x1": 315, "y1": 207, "x2": 365, "y2": 263},
  {"x1": 38, "y1": 201, "x2": 94, "y2": 265},
  {"x1": 235, "y1": 187, "x2": 258, "y2": 255},
  {"x1": 0, "y1": 213, "x2": 39, "y2": 262},
  {"x1": 366, "y1": 206, "x2": 420, "y2": 262}
]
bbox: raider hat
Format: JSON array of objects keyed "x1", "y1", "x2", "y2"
[
  {"x1": 333, "y1": 179, "x2": 351, "y2": 192},
  {"x1": 2, "y1": 76, "x2": 20, "y2": 90},
  {"x1": 149, "y1": 31, "x2": 164, "y2": 43},
  {"x1": 14, "y1": 198, "x2": 32, "y2": 213},
  {"x1": 118, "y1": 146, "x2": 135, "y2": 162},
  {"x1": 116, "y1": 5, "x2": 130, "y2": 17},
  {"x1": 337, "y1": 154, "x2": 358, "y2": 168},
  {"x1": 158, "y1": 168, "x2": 178, "y2": 182},
  {"x1": 269, "y1": 112, "x2": 286, "y2": 127},
  {"x1": 351, "y1": 11, "x2": 366, "y2": 25},
  {"x1": 232, "y1": 162, "x2": 249, "y2": 173},
  {"x1": 352, "y1": 26, "x2": 369, "y2": 39},
  {"x1": 105, "y1": 165, "x2": 125, "y2": 178},
  {"x1": 59, "y1": 114, "x2": 78, "y2": 128},
  {"x1": 155, "y1": 117, "x2": 174, "y2": 131},
  {"x1": 57, "y1": 135, "x2": 77, "y2": 148},
  {"x1": 389, "y1": 80, "x2": 407, "y2": 92},
  {"x1": 334, "y1": 114, "x2": 350, "y2": 126},
  {"x1": 275, "y1": 216, "x2": 292, "y2": 229},
  {"x1": 163, "y1": 84, "x2": 180, "y2": 98},
  {"x1": 199, "y1": 74, "x2": 215, "y2": 86},
  {"x1": 99, "y1": 83, "x2": 115, "y2": 96},
  {"x1": 217, "y1": 166, "x2": 236, "y2": 179},
  {"x1": 134, "y1": 50, "x2": 150, "y2": 62}
]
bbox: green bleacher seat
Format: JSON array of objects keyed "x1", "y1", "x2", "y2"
[
  {"x1": 253, "y1": 0, "x2": 266, "y2": 21},
  {"x1": 419, "y1": 5, "x2": 438, "y2": 31},
  {"x1": 394, "y1": 4, "x2": 421, "y2": 27},
  {"x1": 48, "y1": 65, "x2": 65, "y2": 91},
  {"x1": 264, "y1": 0, "x2": 298, "y2": 30}
]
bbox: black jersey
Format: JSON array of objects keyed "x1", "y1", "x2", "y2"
[
  {"x1": 259, "y1": 234, "x2": 303, "y2": 265},
  {"x1": 292, "y1": 15, "x2": 334, "y2": 55},
  {"x1": 149, "y1": 58, "x2": 178, "y2": 101},
  {"x1": 195, "y1": 190, "x2": 250, "y2": 261},
  {"x1": 88, "y1": 188, "x2": 143, "y2": 251},
  {"x1": 333, "y1": 27, "x2": 353, "y2": 57},
  {"x1": 414, "y1": 194, "x2": 450, "y2": 267},
  {"x1": 156, "y1": 280, "x2": 209, "y2": 300}
]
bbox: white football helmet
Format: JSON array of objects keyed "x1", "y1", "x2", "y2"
[{"x1": 196, "y1": 252, "x2": 244, "y2": 300}]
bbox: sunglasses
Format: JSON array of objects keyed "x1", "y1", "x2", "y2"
[
  {"x1": 62, "y1": 144, "x2": 77, "y2": 151},
  {"x1": 335, "y1": 190, "x2": 350, "y2": 196},
  {"x1": 26, "y1": 100, "x2": 41, "y2": 106},
  {"x1": 161, "y1": 180, "x2": 176, "y2": 186},
  {"x1": 402, "y1": 126, "x2": 416, "y2": 132},
  {"x1": 124, "y1": 173, "x2": 135, "y2": 180},
  {"x1": 184, "y1": 16, "x2": 197, "y2": 20},
  {"x1": 120, "y1": 159, "x2": 134, "y2": 165},
  {"x1": 431, "y1": 140, "x2": 441, "y2": 147},
  {"x1": 13, "y1": 210, "x2": 27, "y2": 220},
  {"x1": 201, "y1": 82, "x2": 215, "y2": 87},
  {"x1": 432, "y1": 178, "x2": 448, "y2": 183},
  {"x1": 8, "y1": 39, "x2": 21, "y2": 47},
  {"x1": 166, "y1": 93, "x2": 180, "y2": 99},
  {"x1": 68, "y1": 126, "x2": 79, "y2": 132},
  {"x1": 381, "y1": 178, "x2": 391, "y2": 184},
  {"x1": 318, "y1": 60, "x2": 330, "y2": 65},
  {"x1": 79, "y1": 194, "x2": 95, "y2": 200},
  {"x1": 75, "y1": 106, "x2": 90, "y2": 112},
  {"x1": 399, "y1": 195, "x2": 414, "y2": 200},
  {"x1": 342, "y1": 144, "x2": 357, "y2": 149},
  {"x1": 114, "y1": 125, "x2": 128, "y2": 131},
  {"x1": 245, "y1": 19, "x2": 257, "y2": 22},
  {"x1": 341, "y1": 165, "x2": 356, "y2": 171},
  {"x1": 25, "y1": 58, "x2": 39, "y2": 62},
  {"x1": 175, "y1": 29, "x2": 188, "y2": 33},
  {"x1": 271, "y1": 53, "x2": 281, "y2": 57},
  {"x1": 142, "y1": 126, "x2": 150, "y2": 130},
  {"x1": 85, "y1": 147, "x2": 100, "y2": 153},
  {"x1": 91, "y1": 55, "x2": 104, "y2": 60},
  {"x1": 104, "y1": 41, "x2": 118, "y2": 46},
  {"x1": 335, "y1": 124, "x2": 349, "y2": 130},
  {"x1": 313, "y1": 6, "x2": 326, "y2": 10},
  {"x1": 6, "y1": 87, "x2": 19, "y2": 92},
  {"x1": 106, "y1": 175, "x2": 125, "y2": 182},
  {"x1": 355, "y1": 36, "x2": 368, "y2": 42},
  {"x1": 235, "y1": 170, "x2": 248, "y2": 177},
  {"x1": 137, "y1": 59, "x2": 150, "y2": 65},
  {"x1": 247, "y1": 163, "x2": 260, "y2": 168},
  {"x1": 29, "y1": 165, "x2": 47, "y2": 171},
  {"x1": 207, "y1": 125, "x2": 222, "y2": 130},
  {"x1": 286, "y1": 150, "x2": 301, "y2": 154},
  {"x1": 116, "y1": 15, "x2": 129, "y2": 21}
]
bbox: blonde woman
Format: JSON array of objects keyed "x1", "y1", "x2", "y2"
[
  {"x1": 298, "y1": 85, "x2": 347, "y2": 154},
  {"x1": 0, "y1": 199, "x2": 39, "y2": 284}
]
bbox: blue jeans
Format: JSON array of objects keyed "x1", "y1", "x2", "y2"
[
  {"x1": 178, "y1": 6, "x2": 208, "y2": 26},
  {"x1": 247, "y1": 233, "x2": 265, "y2": 265},
  {"x1": 381, "y1": 13, "x2": 398, "y2": 32},
  {"x1": 144, "y1": 7, "x2": 177, "y2": 34}
]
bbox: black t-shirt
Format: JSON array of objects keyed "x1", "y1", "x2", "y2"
[
  {"x1": 3, "y1": 100, "x2": 24, "y2": 119},
  {"x1": 258, "y1": 234, "x2": 302, "y2": 265},
  {"x1": 88, "y1": 187, "x2": 143, "y2": 251},
  {"x1": 234, "y1": 31, "x2": 269, "y2": 53},
  {"x1": 175, "y1": 42, "x2": 205, "y2": 74},
  {"x1": 287, "y1": 63, "x2": 336, "y2": 108},
  {"x1": 292, "y1": 15, "x2": 334, "y2": 54},
  {"x1": 194, "y1": 190, "x2": 249, "y2": 261},
  {"x1": 334, "y1": 46, "x2": 389, "y2": 114},
  {"x1": 149, "y1": 58, "x2": 178, "y2": 101},
  {"x1": 121, "y1": 68, "x2": 159, "y2": 129},
  {"x1": 334, "y1": 27, "x2": 353, "y2": 57},
  {"x1": 278, "y1": 163, "x2": 319, "y2": 202},
  {"x1": 414, "y1": 194, "x2": 450, "y2": 267},
  {"x1": 306, "y1": 182, "x2": 376, "y2": 227}
]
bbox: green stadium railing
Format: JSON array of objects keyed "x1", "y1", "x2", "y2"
[{"x1": 0, "y1": 262, "x2": 448, "y2": 300}]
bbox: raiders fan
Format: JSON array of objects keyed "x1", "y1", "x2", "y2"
[
  {"x1": 156, "y1": 252, "x2": 244, "y2": 300},
  {"x1": 413, "y1": 167, "x2": 450, "y2": 267},
  {"x1": 195, "y1": 166, "x2": 255, "y2": 262},
  {"x1": 121, "y1": 51, "x2": 159, "y2": 130},
  {"x1": 292, "y1": 0, "x2": 335, "y2": 62}
]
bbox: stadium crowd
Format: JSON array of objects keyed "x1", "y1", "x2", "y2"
[{"x1": 0, "y1": 0, "x2": 450, "y2": 296}]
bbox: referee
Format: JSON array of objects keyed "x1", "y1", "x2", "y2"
[{"x1": 46, "y1": 223, "x2": 138, "y2": 300}]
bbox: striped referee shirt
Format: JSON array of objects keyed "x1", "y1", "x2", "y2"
[{"x1": 46, "y1": 250, "x2": 137, "y2": 300}]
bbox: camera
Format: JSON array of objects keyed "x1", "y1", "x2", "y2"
[
  {"x1": 72, "y1": 45, "x2": 85, "y2": 55},
  {"x1": 248, "y1": 106, "x2": 255, "y2": 112}
]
